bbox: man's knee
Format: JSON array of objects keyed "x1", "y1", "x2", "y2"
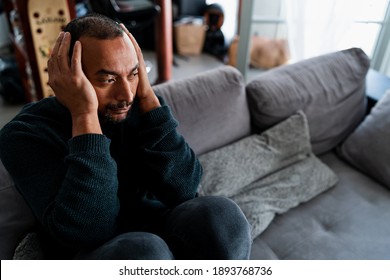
[
  {"x1": 197, "y1": 196, "x2": 252, "y2": 259},
  {"x1": 77, "y1": 232, "x2": 174, "y2": 260},
  {"x1": 188, "y1": 196, "x2": 250, "y2": 231},
  {"x1": 199, "y1": 196, "x2": 251, "y2": 237},
  {"x1": 166, "y1": 196, "x2": 252, "y2": 259}
]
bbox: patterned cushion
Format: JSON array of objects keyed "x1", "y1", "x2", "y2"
[{"x1": 199, "y1": 112, "x2": 338, "y2": 238}]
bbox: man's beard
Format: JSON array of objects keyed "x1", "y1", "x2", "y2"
[{"x1": 100, "y1": 101, "x2": 132, "y2": 124}]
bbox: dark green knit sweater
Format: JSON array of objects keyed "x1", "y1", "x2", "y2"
[{"x1": 0, "y1": 95, "x2": 202, "y2": 258}]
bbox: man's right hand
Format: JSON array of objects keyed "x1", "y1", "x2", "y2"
[{"x1": 48, "y1": 32, "x2": 102, "y2": 136}]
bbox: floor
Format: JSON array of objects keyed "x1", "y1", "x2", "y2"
[{"x1": 0, "y1": 51, "x2": 227, "y2": 129}]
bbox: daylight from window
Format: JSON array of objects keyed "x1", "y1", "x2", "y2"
[
  {"x1": 210, "y1": 0, "x2": 389, "y2": 62},
  {"x1": 338, "y1": 0, "x2": 389, "y2": 57},
  {"x1": 284, "y1": 0, "x2": 390, "y2": 61}
]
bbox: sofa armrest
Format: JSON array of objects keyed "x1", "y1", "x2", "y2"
[
  {"x1": 0, "y1": 159, "x2": 35, "y2": 259},
  {"x1": 366, "y1": 69, "x2": 390, "y2": 111}
]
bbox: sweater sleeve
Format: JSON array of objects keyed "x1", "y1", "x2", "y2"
[
  {"x1": 0, "y1": 122, "x2": 120, "y2": 248},
  {"x1": 137, "y1": 97, "x2": 202, "y2": 207}
]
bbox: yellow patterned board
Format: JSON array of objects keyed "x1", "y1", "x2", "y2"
[{"x1": 28, "y1": 0, "x2": 72, "y2": 98}]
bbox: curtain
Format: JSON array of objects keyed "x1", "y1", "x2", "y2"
[{"x1": 284, "y1": 0, "x2": 355, "y2": 62}]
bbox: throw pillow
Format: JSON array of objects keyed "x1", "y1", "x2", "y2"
[
  {"x1": 246, "y1": 48, "x2": 370, "y2": 155},
  {"x1": 338, "y1": 90, "x2": 390, "y2": 188},
  {"x1": 13, "y1": 232, "x2": 44, "y2": 260},
  {"x1": 198, "y1": 111, "x2": 338, "y2": 239}
]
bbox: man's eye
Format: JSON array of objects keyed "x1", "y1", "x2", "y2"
[
  {"x1": 100, "y1": 77, "x2": 116, "y2": 84},
  {"x1": 128, "y1": 71, "x2": 138, "y2": 81}
]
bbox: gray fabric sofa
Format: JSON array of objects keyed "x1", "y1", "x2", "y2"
[
  {"x1": 156, "y1": 47, "x2": 390, "y2": 260},
  {"x1": 1, "y1": 47, "x2": 390, "y2": 259}
]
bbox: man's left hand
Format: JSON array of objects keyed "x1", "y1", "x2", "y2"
[{"x1": 120, "y1": 24, "x2": 161, "y2": 114}]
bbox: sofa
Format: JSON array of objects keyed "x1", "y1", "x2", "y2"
[{"x1": 1, "y1": 47, "x2": 390, "y2": 259}]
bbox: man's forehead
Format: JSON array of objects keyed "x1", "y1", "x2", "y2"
[{"x1": 79, "y1": 36, "x2": 138, "y2": 74}]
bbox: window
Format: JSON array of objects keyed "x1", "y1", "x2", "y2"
[
  {"x1": 338, "y1": 0, "x2": 389, "y2": 57},
  {"x1": 236, "y1": 0, "x2": 390, "y2": 79},
  {"x1": 248, "y1": 0, "x2": 389, "y2": 61}
]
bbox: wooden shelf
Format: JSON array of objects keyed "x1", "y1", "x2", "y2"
[{"x1": 3, "y1": 0, "x2": 76, "y2": 101}]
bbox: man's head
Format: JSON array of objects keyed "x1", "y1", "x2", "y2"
[
  {"x1": 63, "y1": 13, "x2": 124, "y2": 60},
  {"x1": 63, "y1": 14, "x2": 139, "y2": 123}
]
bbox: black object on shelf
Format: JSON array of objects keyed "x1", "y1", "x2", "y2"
[
  {"x1": 203, "y1": 3, "x2": 227, "y2": 59},
  {"x1": 172, "y1": 0, "x2": 206, "y2": 19},
  {"x1": 89, "y1": 0, "x2": 160, "y2": 50},
  {"x1": 0, "y1": 57, "x2": 25, "y2": 104}
]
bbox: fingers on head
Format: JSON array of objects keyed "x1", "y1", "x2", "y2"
[
  {"x1": 119, "y1": 23, "x2": 140, "y2": 49},
  {"x1": 50, "y1": 31, "x2": 65, "y2": 57},
  {"x1": 71, "y1": 41, "x2": 82, "y2": 74},
  {"x1": 57, "y1": 32, "x2": 71, "y2": 60},
  {"x1": 49, "y1": 32, "x2": 72, "y2": 70},
  {"x1": 47, "y1": 32, "x2": 64, "y2": 67}
]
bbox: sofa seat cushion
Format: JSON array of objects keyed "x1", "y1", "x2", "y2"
[
  {"x1": 250, "y1": 152, "x2": 390, "y2": 260},
  {"x1": 153, "y1": 66, "x2": 250, "y2": 155},
  {"x1": 246, "y1": 48, "x2": 370, "y2": 155},
  {"x1": 198, "y1": 111, "x2": 338, "y2": 239},
  {"x1": 338, "y1": 90, "x2": 390, "y2": 188}
]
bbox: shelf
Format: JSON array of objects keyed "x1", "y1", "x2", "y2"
[{"x1": 3, "y1": 0, "x2": 76, "y2": 101}]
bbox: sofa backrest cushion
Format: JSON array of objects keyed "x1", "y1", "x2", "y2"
[
  {"x1": 246, "y1": 48, "x2": 370, "y2": 155},
  {"x1": 153, "y1": 66, "x2": 250, "y2": 155},
  {"x1": 338, "y1": 90, "x2": 390, "y2": 188}
]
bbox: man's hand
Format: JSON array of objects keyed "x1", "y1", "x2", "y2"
[
  {"x1": 120, "y1": 24, "x2": 161, "y2": 114},
  {"x1": 48, "y1": 32, "x2": 102, "y2": 136}
]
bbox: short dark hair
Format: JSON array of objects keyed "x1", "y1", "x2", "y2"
[{"x1": 63, "y1": 13, "x2": 124, "y2": 58}]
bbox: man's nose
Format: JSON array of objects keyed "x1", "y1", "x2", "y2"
[{"x1": 115, "y1": 79, "x2": 134, "y2": 101}]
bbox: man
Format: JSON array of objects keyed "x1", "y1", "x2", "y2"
[{"x1": 0, "y1": 14, "x2": 251, "y2": 259}]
